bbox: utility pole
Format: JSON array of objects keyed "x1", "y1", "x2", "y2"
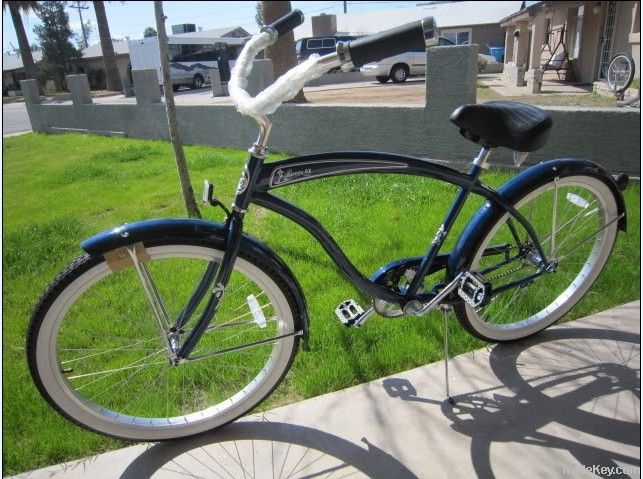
[
  {"x1": 343, "y1": 1, "x2": 347, "y2": 13},
  {"x1": 69, "y1": 1, "x2": 90, "y2": 48}
]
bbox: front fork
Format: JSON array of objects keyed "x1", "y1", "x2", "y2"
[
  {"x1": 174, "y1": 117, "x2": 272, "y2": 360},
  {"x1": 175, "y1": 211, "x2": 245, "y2": 360}
]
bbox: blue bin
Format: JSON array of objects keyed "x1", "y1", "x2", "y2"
[{"x1": 488, "y1": 46, "x2": 505, "y2": 63}]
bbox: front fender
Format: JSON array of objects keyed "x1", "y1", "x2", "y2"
[
  {"x1": 81, "y1": 218, "x2": 310, "y2": 348},
  {"x1": 448, "y1": 158, "x2": 627, "y2": 275}
]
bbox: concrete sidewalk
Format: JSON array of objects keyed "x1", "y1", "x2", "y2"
[{"x1": 10, "y1": 302, "x2": 640, "y2": 479}]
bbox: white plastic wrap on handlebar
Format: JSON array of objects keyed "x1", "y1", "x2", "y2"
[{"x1": 229, "y1": 31, "x2": 329, "y2": 117}]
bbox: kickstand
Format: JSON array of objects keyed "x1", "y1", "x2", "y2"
[{"x1": 440, "y1": 304, "x2": 455, "y2": 405}]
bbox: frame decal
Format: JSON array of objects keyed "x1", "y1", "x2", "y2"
[{"x1": 268, "y1": 159, "x2": 409, "y2": 188}]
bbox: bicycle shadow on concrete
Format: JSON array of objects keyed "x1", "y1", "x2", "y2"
[
  {"x1": 385, "y1": 327, "x2": 640, "y2": 479},
  {"x1": 120, "y1": 419, "x2": 418, "y2": 479}
]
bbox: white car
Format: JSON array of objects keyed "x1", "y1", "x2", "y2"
[{"x1": 360, "y1": 37, "x2": 494, "y2": 83}]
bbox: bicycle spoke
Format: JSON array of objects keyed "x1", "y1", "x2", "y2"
[
  {"x1": 464, "y1": 177, "x2": 617, "y2": 338},
  {"x1": 60, "y1": 338, "x2": 161, "y2": 364},
  {"x1": 67, "y1": 347, "x2": 166, "y2": 381},
  {"x1": 127, "y1": 246, "x2": 174, "y2": 353}
]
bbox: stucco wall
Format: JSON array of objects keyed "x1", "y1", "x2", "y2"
[
  {"x1": 610, "y1": 1, "x2": 641, "y2": 78},
  {"x1": 471, "y1": 24, "x2": 506, "y2": 55},
  {"x1": 20, "y1": 45, "x2": 641, "y2": 176},
  {"x1": 577, "y1": 1, "x2": 603, "y2": 83}
]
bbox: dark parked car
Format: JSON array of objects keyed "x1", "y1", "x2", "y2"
[{"x1": 295, "y1": 36, "x2": 357, "y2": 61}]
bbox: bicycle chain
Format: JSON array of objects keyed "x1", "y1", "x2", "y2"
[{"x1": 486, "y1": 262, "x2": 532, "y2": 281}]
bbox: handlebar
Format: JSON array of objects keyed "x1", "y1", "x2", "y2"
[
  {"x1": 264, "y1": 9, "x2": 305, "y2": 37},
  {"x1": 228, "y1": 13, "x2": 438, "y2": 119},
  {"x1": 347, "y1": 17, "x2": 437, "y2": 68}
]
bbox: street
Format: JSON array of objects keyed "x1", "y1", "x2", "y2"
[{"x1": 2, "y1": 102, "x2": 32, "y2": 136}]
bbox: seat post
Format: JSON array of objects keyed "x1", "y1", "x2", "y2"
[{"x1": 472, "y1": 147, "x2": 492, "y2": 169}]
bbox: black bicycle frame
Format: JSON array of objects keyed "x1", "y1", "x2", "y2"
[{"x1": 176, "y1": 150, "x2": 549, "y2": 358}]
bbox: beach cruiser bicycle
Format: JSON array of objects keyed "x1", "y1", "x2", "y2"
[{"x1": 28, "y1": 11, "x2": 629, "y2": 441}]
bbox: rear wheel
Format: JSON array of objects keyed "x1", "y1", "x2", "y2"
[
  {"x1": 607, "y1": 53, "x2": 635, "y2": 93},
  {"x1": 191, "y1": 74, "x2": 204, "y2": 89},
  {"x1": 454, "y1": 175, "x2": 619, "y2": 342},
  {"x1": 28, "y1": 239, "x2": 300, "y2": 440}
]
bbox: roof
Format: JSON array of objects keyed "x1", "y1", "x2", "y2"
[
  {"x1": 3, "y1": 25, "x2": 249, "y2": 72},
  {"x1": 3, "y1": 40, "x2": 126, "y2": 72},
  {"x1": 81, "y1": 39, "x2": 130, "y2": 59},
  {"x1": 499, "y1": 1, "x2": 543, "y2": 25},
  {"x1": 175, "y1": 26, "x2": 250, "y2": 39},
  {"x1": 295, "y1": 1, "x2": 523, "y2": 39},
  {"x1": 3, "y1": 51, "x2": 43, "y2": 71}
]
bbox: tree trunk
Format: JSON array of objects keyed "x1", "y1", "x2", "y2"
[
  {"x1": 93, "y1": 1, "x2": 122, "y2": 91},
  {"x1": 9, "y1": 2, "x2": 42, "y2": 94},
  {"x1": 154, "y1": 1, "x2": 201, "y2": 219},
  {"x1": 261, "y1": 1, "x2": 307, "y2": 103}
]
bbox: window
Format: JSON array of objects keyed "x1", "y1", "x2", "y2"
[
  {"x1": 226, "y1": 45, "x2": 242, "y2": 61},
  {"x1": 322, "y1": 38, "x2": 336, "y2": 48},
  {"x1": 543, "y1": 17, "x2": 551, "y2": 45},
  {"x1": 169, "y1": 44, "x2": 218, "y2": 62},
  {"x1": 306, "y1": 39, "x2": 323, "y2": 49},
  {"x1": 441, "y1": 29, "x2": 470, "y2": 45}
]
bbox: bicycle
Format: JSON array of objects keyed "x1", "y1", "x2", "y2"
[
  {"x1": 28, "y1": 11, "x2": 629, "y2": 441},
  {"x1": 606, "y1": 52, "x2": 639, "y2": 108}
]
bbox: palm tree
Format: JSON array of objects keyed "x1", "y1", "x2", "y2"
[
  {"x1": 261, "y1": 1, "x2": 306, "y2": 102},
  {"x1": 3, "y1": 1, "x2": 42, "y2": 94},
  {"x1": 92, "y1": 0, "x2": 121, "y2": 91}
]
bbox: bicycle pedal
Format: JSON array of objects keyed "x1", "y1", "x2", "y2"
[
  {"x1": 457, "y1": 272, "x2": 490, "y2": 308},
  {"x1": 335, "y1": 299, "x2": 371, "y2": 327}
]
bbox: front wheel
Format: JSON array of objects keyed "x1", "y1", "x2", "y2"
[
  {"x1": 28, "y1": 239, "x2": 301, "y2": 441},
  {"x1": 390, "y1": 64, "x2": 408, "y2": 83},
  {"x1": 454, "y1": 175, "x2": 620, "y2": 342}
]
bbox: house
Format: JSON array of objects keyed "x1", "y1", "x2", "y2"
[
  {"x1": 298, "y1": 1, "x2": 523, "y2": 56},
  {"x1": 3, "y1": 51, "x2": 43, "y2": 93},
  {"x1": 70, "y1": 40, "x2": 131, "y2": 89},
  {"x1": 2, "y1": 25, "x2": 250, "y2": 93},
  {"x1": 500, "y1": 1, "x2": 640, "y2": 87},
  {"x1": 2, "y1": 41, "x2": 128, "y2": 92}
]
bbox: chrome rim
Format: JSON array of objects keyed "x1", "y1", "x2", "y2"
[
  {"x1": 464, "y1": 177, "x2": 617, "y2": 339},
  {"x1": 36, "y1": 245, "x2": 295, "y2": 438}
]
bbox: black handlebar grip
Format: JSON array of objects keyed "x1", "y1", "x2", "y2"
[
  {"x1": 266, "y1": 9, "x2": 305, "y2": 37},
  {"x1": 347, "y1": 17, "x2": 436, "y2": 68}
]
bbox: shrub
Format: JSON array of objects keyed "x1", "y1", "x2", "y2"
[{"x1": 478, "y1": 56, "x2": 488, "y2": 73}]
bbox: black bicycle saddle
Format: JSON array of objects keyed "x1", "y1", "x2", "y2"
[{"x1": 450, "y1": 101, "x2": 553, "y2": 152}]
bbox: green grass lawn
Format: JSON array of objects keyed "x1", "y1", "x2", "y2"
[
  {"x1": 3, "y1": 133, "x2": 640, "y2": 474},
  {"x1": 477, "y1": 83, "x2": 617, "y2": 107}
]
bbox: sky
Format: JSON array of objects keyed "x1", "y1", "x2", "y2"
[{"x1": 2, "y1": 1, "x2": 424, "y2": 54}]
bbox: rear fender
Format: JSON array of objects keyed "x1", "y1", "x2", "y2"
[
  {"x1": 81, "y1": 218, "x2": 310, "y2": 349},
  {"x1": 448, "y1": 158, "x2": 627, "y2": 275}
]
